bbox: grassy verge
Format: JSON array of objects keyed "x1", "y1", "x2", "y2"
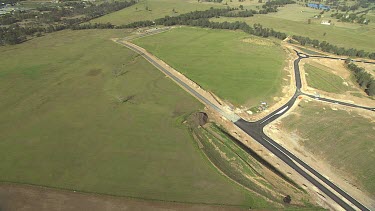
[
  {"x1": 280, "y1": 101, "x2": 375, "y2": 196},
  {"x1": 304, "y1": 63, "x2": 353, "y2": 94},
  {"x1": 0, "y1": 29, "x2": 277, "y2": 208},
  {"x1": 133, "y1": 27, "x2": 287, "y2": 107},
  {"x1": 295, "y1": 46, "x2": 325, "y2": 56}
]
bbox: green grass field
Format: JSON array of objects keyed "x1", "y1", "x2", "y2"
[
  {"x1": 304, "y1": 63, "x2": 354, "y2": 94},
  {"x1": 0, "y1": 29, "x2": 274, "y2": 208},
  {"x1": 91, "y1": 0, "x2": 223, "y2": 25},
  {"x1": 133, "y1": 27, "x2": 286, "y2": 106},
  {"x1": 91, "y1": 0, "x2": 265, "y2": 26},
  {"x1": 214, "y1": 4, "x2": 375, "y2": 52},
  {"x1": 281, "y1": 101, "x2": 375, "y2": 196}
]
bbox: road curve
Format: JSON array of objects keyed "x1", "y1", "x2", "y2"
[
  {"x1": 238, "y1": 51, "x2": 372, "y2": 211},
  {"x1": 117, "y1": 38, "x2": 371, "y2": 210}
]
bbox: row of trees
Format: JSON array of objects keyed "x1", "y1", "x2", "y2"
[
  {"x1": 121, "y1": 6, "x2": 291, "y2": 29},
  {"x1": 1, "y1": 0, "x2": 136, "y2": 26},
  {"x1": 331, "y1": 13, "x2": 370, "y2": 24},
  {"x1": 199, "y1": 0, "x2": 223, "y2": 2},
  {"x1": 120, "y1": 8, "x2": 287, "y2": 40},
  {"x1": 0, "y1": 23, "x2": 68, "y2": 45},
  {"x1": 262, "y1": 0, "x2": 295, "y2": 8},
  {"x1": 292, "y1": 35, "x2": 375, "y2": 59},
  {"x1": 346, "y1": 62, "x2": 375, "y2": 96},
  {"x1": 259, "y1": 0, "x2": 295, "y2": 13},
  {"x1": 71, "y1": 22, "x2": 115, "y2": 30},
  {"x1": 122, "y1": 1, "x2": 297, "y2": 29}
]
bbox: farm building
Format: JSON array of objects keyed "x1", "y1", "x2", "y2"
[
  {"x1": 307, "y1": 3, "x2": 330, "y2": 10},
  {"x1": 321, "y1": 20, "x2": 331, "y2": 25}
]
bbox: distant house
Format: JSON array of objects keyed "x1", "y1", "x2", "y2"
[
  {"x1": 321, "y1": 20, "x2": 331, "y2": 25},
  {"x1": 307, "y1": 3, "x2": 330, "y2": 11}
]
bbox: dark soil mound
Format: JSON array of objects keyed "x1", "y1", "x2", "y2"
[{"x1": 189, "y1": 112, "x2": 208, "y2": 127}]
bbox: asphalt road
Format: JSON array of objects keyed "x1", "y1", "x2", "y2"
[
  {"x1": 120, "y1": 39, "x2": 372, "y2": 210},
  {"x1": 236, "y1": 52, "x2": 372, "y2": 211}
]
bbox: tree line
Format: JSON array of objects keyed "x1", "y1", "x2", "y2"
[
  {"x1": 258, "y1": 0, "x2": 295, "y2": 13},
  {"x1": 116, "y1": 8, "x2": 287, "y2": 40},
  {"x1": 0, "y1": 0, "x2": 136, "y2": 45},
  {"x1": 346, "y1": 62, "x2": 375, "y2": 96},
  {"x1": 331, "y1": 12, "x2": 370, "y2": 24},
  {"x1": 292, "y1": 35, "x2": 375, "y2": 59},
  {"x1": 120, "y1": 7, "x2": 269, "y2": 27}
]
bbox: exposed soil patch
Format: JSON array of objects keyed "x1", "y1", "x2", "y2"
[
  {"x1": 86, "y1": 68, "x2": 102, "y2": 76},
  {"x1": 242, "y1": 37, "x2": 275, "y2": 46},
  {"x1": 189, "y1": 112, "x2": 209, "y2": 126}
]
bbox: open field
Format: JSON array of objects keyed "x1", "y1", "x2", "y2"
[
  {"x1": 279, "y1": 101, "x2": 375, "y2": 196},
  {"x1": 91, "y1": 0, "x2": 265, "y2": 26},
  {"x1": 133, "y1": 27, "x2": 286, "y2": 106},
  {"x1": 0, "y1": 29, "x2": 274, "y2": 208},
  {"x1": 91, "y1": 0, "x2": 223, "y2": 26},
  {"x1": 304, "y1": 63, "x2": 354, "y2": 94},
  {"x1": 213, "y1": 4, "x2": 375, "y2": 52}
]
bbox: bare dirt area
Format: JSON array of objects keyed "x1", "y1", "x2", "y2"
[
  {"x1": 299, "y1": 58, "x2": 375, "y2": 109},
  {"x1": 264, "y1": 99, "x2": 375, "y2": 210},
  {"x1": 0, "y1": 183, "x2": 249, "y2": 211}
]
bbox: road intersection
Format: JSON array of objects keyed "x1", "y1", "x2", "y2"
[{"x1": 117, "y1": 37, "x2": 373, "y2": 210}]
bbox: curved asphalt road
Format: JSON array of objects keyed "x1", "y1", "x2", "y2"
[
  {"x1": 236, "y1": 51, "x2": 373, "y2": 211},
  {"x1": 120, "y1": 39, "x2": 372, "y2": 210}
]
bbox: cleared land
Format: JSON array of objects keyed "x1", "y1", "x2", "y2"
[
  {"x1": 304, "y1": 63, "x2": 353, "y2": 94},
  {"x1": 0, "y1": 29, "x2": 273, "y2": 208},
  {"x1": 133, "y1": 27, "x2": 286, "y2": 106},
  {"x1": 279, "y1": 101, "x2": 375, "y2": 196},
  {"x1": 214, "y1": 4, "x2": 375, "y2": 52}
]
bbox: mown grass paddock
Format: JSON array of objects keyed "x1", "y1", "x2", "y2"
[{"x1": 133, "y1": 27, "x2": 287, "y2": 107}]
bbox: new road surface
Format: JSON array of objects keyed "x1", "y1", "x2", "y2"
[{"x1": 119, "y1": 39, "x2": 373, "y2": 210}]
